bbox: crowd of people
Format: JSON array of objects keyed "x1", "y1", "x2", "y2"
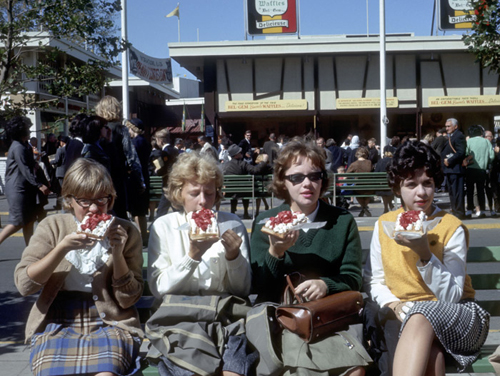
[{"x1": 6, "y1": 110, "x2": 500, "y2": 376}]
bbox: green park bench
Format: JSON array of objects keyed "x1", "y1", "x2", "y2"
[
  {"x1": 136, "y1": 241, "x2": 500, "y2": 374},
  {"x1": 148, "y1": 176, "x2": 164, "y2": 203},
  {"x1": 329, "y1": 172, "x2": 396, "y2": 206}
]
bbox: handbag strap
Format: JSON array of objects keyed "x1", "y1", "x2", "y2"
[
  {"x1": 284, "y1": 274, "x2": 304, "y2": 304},
  {"x1": 448, "y1": 135, "x2": 457, "y2": 154}
]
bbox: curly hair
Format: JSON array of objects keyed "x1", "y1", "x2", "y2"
[
  {"x1": 270, "y1": 136, "x2": 329, "y2": 204},
  {"x1": 166, "y1": 152, "x2": 224, "y2": 211},
  {"x1": 95, "y1": 96, "x2": 122, "y2": 122},
  {"x1": 387, "y1": 141, "x2": 444, "y2": 196},
  {"x1": 69, "y1": 113, "x2": 88, "y2": 138},
  {"x1": 5, "y1": 116, "x2": 31, "y2": 142}
]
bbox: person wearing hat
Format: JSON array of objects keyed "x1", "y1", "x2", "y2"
[
  {"x1": 126, "y1": 118, "x2": 152, "y2": 246},
  {"x1": 221, "y1": 144, "x2": 267, "y2": 219}
]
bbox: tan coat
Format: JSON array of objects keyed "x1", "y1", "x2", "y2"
[{"x1": 14, "y1": 214, "x2": 144, "y2": 342}]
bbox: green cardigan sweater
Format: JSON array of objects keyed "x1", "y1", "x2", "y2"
[{"x1": 250, "y1": 201, "x2": 363, "y2": 303}]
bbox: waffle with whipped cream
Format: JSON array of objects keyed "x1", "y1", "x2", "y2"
[
  {"x1": 261, "y1": 210, "x2": 307, "y2": 239},
  {"x1": 187, "y1": 208, "x2": 219, "y2": 241},
  {"x1": 77, "y1": 213, "x2": 114, "y2": 240},
  {"x1": 394, "y1": 210, "x2": 427, "y2": 235}
]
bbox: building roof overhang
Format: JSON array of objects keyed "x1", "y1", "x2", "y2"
[{"x1": 168, "y1": 34, "x2": 468, "y2": 80}]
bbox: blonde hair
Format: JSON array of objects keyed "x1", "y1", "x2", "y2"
[
  {"x1": 61, "y1": 158, "x2": 116, "y2": 212},
  {"x1": 166, "y1": 152, "x2": 224, "y2": 210},
  {"x1": 255, "y1": 153, "x2": 269, "y2": 164},
  {"x1": 95, "y1": 96, "x2": 122, "y2": 122},
  {"x1": 270, "y1": 136, "x2": 329, "y2": 204}
]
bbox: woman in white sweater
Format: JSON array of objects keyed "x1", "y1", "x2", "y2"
[{"x1": 146, "y1": 151, "x2": 253, "y2": 376}]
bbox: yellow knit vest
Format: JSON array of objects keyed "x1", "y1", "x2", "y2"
[{"x1": 379, "y1": 208, "x2": 475, "y2": 301}]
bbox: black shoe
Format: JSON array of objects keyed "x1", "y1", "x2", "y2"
[
  {"x1": 358, "y1": 209, "x2": 365, "y2": 217},
  {"x1": 364, "y1": 209, "x2": 372, "y2": 217},
  {"x1": 243, "y1": 214, "x2": 251, "y2": 220}
]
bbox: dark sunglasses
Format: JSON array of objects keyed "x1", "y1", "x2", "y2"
[{"x1": 284, "y1": 171, "x2": 324, "y2": 184}]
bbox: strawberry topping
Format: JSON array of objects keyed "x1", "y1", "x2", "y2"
[
  {"x1": 398, "y1": 210, "x2": 421, "y2": 230},
  {"x1": 81, "y1": 212, "x2": 112, "y2": 231},
  {"x1": 192, "y1": 208, "x2": 215, "y2": 231},
  {"x1": 268, "y1": 210, "x2": 301, "y2": 229}
]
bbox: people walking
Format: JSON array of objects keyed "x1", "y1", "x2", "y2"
[
  {"x1": 465, "y1": 125, "x2": 494, "y2": 218},
  {"x1": 0, "y1": 116, "x2": 50, "y2": 246},
  {"x1": 441, "y1": 118, "x2": 467, "y2": 219}
]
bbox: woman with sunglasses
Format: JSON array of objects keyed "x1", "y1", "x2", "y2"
[
  {"x1": 250, "y1": 137, "x2": 371, "y2": 375},
  {"x1": 15, "y1": 158, "x2": 144, "y2": 376}
]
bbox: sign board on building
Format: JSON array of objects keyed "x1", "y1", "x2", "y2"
[
  {"x1": 428, "y1": 95, "x2": 500, "y2": 107},
  {"x1": 129, "y1": 46, "x2": 172, "y2": 84},
  {"x1": 336, "y1": 97, "x2": 399, "y2": 109},
  {"x1": 225, "y1": 99, "x2": 307, "y2": 111},
  {"x1": 438, "y1": 0, "x2": 474, "y2": 30},
  {"x1": 246, "y1": 0, "x2": 298, "y2": 35}
]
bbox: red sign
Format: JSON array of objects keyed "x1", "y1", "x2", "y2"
[{"x1": 247, "y1": 0, "x2": 298, "y2": 35}]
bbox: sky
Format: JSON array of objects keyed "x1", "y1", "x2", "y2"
[{"x1": 124, "y1": 0, "x2": 468, "y2": 79}]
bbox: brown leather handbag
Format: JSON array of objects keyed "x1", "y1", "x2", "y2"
[{"x1": 275, "y1": 273, "x2": 364, "y2": 343}]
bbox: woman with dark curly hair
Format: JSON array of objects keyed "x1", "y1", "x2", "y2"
[
  {"x1": 363, "y1": 141, "x2": 489, "y2": 376},
  {"x1": 0, "y1": 116, "x2": 50, "y2": 246},
  {"x1": 250, "y1": 137, "x2": 371, "y2": 376}
]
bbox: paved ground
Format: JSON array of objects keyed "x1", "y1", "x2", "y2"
[{"x1": 1, "y1": 193, "x2": 499, "y2": 376}]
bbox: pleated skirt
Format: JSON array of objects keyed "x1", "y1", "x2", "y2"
[
  {"x1": 401, "y1": 300, "x2": 490, "y2": 372},
  {"x1": 30, "y1": 291, "x2": 142, "y2": 376}
]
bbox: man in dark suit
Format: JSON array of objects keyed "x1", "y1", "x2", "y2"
[
  {"x1": 222, "y1": 144, "x2": 266, "y2": 219},
  {"x1": 441, "y1": 118, "x2": 466, "y2": 219},
  {"x1": 238, "y1": 130, "x2": 253, "y2": 163},
  {"x1": 262, "y1": 133, "x2": 279, "y2": 167}
]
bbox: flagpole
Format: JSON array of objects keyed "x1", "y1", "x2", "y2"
[
  {"x1": 121, "y1": 0, "x2": 130, "y2": 121},
  {"x1": 178, "y1": 16, "x2": 181, "y2": 42},
  {"x1": 379, "y1": 0, "x2": 387, "y2": 152}
]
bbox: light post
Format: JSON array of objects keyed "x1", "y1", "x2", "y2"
[
  {"x1": 379, "y1": 0, "x2": 387, "y2": 152},
  {"x1": 121, "y1": 0, "x2": 130, "y2": 120}
]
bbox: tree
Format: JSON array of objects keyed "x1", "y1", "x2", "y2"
[
  {"x1": 0, "y1": 0, "x2": 124, "y2": 118},
  {"x1": 463, "y1": 0, "x2": 500, "y2": 74}
]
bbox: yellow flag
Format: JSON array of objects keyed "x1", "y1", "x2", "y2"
[{"x1": 166, "y1": 4, "x2": 180, "y2": 18}]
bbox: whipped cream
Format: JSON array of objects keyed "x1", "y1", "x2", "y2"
[
  {"x1": 395, "y1": 211, "x2": 427, "y2": 232},
  {"x1": 187, "y1": 211, "x2": 218, "y2": 235},
  {"x1": 264, "y1": 211, "x2": 307, "y2": 233}
]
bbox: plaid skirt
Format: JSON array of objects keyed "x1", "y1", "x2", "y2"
[
  {"x1": 30, "y1": 291, "x2": 142, "y2": 376},
  {"x1": 401, "y1": 300, "x2": 490, "y2": 372}
]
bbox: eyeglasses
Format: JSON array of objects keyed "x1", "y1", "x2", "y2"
[
  {"x1": 72, "y1": 196, "x2": 111, "y2": 208},
  {"x1": 284, "y1": 171, "x2": 324, "y2": 184}
]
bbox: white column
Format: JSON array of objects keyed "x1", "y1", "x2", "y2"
[
  {"x1": 379, "y1": 0, "x2": 387, "y2": 152},
  {"x1": 121, "y1": 0, "x2": 129, "y2": 121}
]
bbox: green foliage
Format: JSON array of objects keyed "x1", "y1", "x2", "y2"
[
  {"x1": 463, "y1": 0, "x2": 500, "y2": 74},
  {"x1": 0, "y1": 0, "x2": 124, "y2": 118}
]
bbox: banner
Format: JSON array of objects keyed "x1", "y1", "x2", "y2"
[
  {"x1": 438, "y1": 0, "x2": 474, "y2": 30},
  {"x1": 428, "y1": 95, "x2": 500, "y2": 107},
  {"x1": 247, "y1": 0, "x2": 298, "y2": 35},
  {"x1": 129, "y1": 46, "x2": 172, "y2": 84},
  {"x1": 225, "y1": 99, "x2": 307, "y2": 111}
]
